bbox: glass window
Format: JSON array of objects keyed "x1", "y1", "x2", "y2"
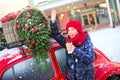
[
  {"x1": 83, "y1": 15, "x2": 89, "y2": 25},
  {"x1": 2, "y1": 58, "x2": 54, "y2": 80},
  {"x1": 2, "y1": 67, "x2": 15, "y2": 80},
  {"x1": 69, "y1": 10, "x2": 81, "y2": 22},
  {"x1": 0, "y1": 36, "x2": 7, "y2": 51},
  {"x1": 55, "y1": 48, "x2": 66, "y2": 73},
  {"x1": 96, "y1": 3, "x2": 109, "y2": 24}
]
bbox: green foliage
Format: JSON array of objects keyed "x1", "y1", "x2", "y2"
[
  {"x1": 16, "y1": 8, "x2": 51, "y2": 72},
  {"x1": 0, "y1": 36, "x2": 7, "y2": 51}
]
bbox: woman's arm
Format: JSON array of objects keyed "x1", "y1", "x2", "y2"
[
  {"x1": 50, "y1": 9, "x2": 66, "y2": 47},
  {"x1": 73, "y1": 38, "x2": 94, "y2": 65}
]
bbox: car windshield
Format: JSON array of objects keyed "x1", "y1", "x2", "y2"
[{"x1": 2, "y1": 48, "x2": 66, "y2": 80}]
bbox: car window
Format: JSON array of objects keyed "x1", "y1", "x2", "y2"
[
  {"x1": 1, "y1": 67, "x2": 15, "y2": 80},
  {"x1": 2, "y1": 58, "x2": 55, "y2": 80},
  {"x1": 55, "y1": 48, "x2": 66, "y2": 73},
  {"x1": 54, "y1": 48, "x2": 98, "y2": 72},
  {"x1": 94, "y1": 51, "x2": 97, "y2": 61}
]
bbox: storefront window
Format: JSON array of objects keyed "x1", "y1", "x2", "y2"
[
  {"x1": 83, "y1": 15, "x2": 89, "y2": 25},
  {"x1": 69, "y1": 10, "x2": 81, "y2": 22},
  {"x1": 68, "y1": 3, "x2": 109, "y2": 27},
  {"x1": 96, "y1": 8, "x2": 109, "y2": 24},
  {"x1": 96, "y1": 3, "x2": 109, "y2": 24}
]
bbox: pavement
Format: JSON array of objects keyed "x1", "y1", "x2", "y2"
[{"x1": 89, "y1": 25, "x2": 120, "y2": 63}]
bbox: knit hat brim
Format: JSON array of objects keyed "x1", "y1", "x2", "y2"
[{"x1": 66, "y1": 20, "x2": 82, "y2": 33}]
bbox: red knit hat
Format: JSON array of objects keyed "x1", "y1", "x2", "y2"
[{"x1": 66, "y1": 20, "x2": 82, "y2": 33}]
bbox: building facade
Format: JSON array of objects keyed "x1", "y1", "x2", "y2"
[{"x1": 20, "y1": 0, "x2": 120, "y2": 31}]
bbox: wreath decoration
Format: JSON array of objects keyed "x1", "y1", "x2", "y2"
[{"x1": 16, "y1": 8, "x2": 51, "y2": 72}]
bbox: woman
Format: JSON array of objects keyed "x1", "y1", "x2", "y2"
[{"x1": 50, "y1": 9, "x2": 95, "y2": 80}]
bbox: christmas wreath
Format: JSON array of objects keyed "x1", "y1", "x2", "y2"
[{"x1": 16, "y1": 8, "x2": 50, "y2": 72}]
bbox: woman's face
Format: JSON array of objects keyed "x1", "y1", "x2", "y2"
[{"x1": 67, "y1": 27, "x2": 79, "y2": 38}]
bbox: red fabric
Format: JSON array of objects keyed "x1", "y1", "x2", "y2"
[
  {"x1": 66, "y1": 37, "x2": 71, "y2": 42},
  {"x1": 66, "y1": 20, "x2": 87, "y2": 46},
  {"x1": 66, "y1": 20, "x2": 82, "y2": 33}
]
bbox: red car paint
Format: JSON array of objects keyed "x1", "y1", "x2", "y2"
[{"x1": 0, "y1": 39, "x2": 120, "y2": 80}]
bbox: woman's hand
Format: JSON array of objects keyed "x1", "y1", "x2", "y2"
[
  {"x1": 66, "y1": 42, "x2": 75, "y2": 54},
  {"x1": 51, "y1": 8, "x2": 57, "y2": 23}
]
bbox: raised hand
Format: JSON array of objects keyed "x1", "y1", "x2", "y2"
[{"x1": 51, "y1": 8, "x2": 57, "y2": 23}]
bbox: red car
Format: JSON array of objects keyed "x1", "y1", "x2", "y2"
[{"x1": 0, "y1": 38, "x2": 120, "y2": 80}]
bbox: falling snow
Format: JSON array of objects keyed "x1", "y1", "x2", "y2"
[
  {"x1": 1, "y1": 26, "x2": 120, "y2": 80},
  {"x1": 89, "y1": 26, "x2": 120, "y2": 63}
]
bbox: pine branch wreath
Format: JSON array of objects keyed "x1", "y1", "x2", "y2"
[{"x1": 16, "y1": 8, "x2": 51, "y2": 72}]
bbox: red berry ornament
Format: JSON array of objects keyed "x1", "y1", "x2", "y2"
[
  {"x1": 27, "y1": 14, "x2": 31, "y2": 18},
  {"x1": 33, "y1": 28, "x2": 38, "y2": 33},
  {"x1": 25, "y1": 25, "x2": 30, "y2": 30},
  {"x1": 32, "y1": 41, "x2": 36, "y2": 45},
  {"x1": 43, "y1": 21, "x2": 48, "y2": 25},
  {"x1": 25, "y1": 5, "x2": 31, "y2": 9},
  {"x1": 17, "y1": 25, "x2": 21, "y2": 29}
]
